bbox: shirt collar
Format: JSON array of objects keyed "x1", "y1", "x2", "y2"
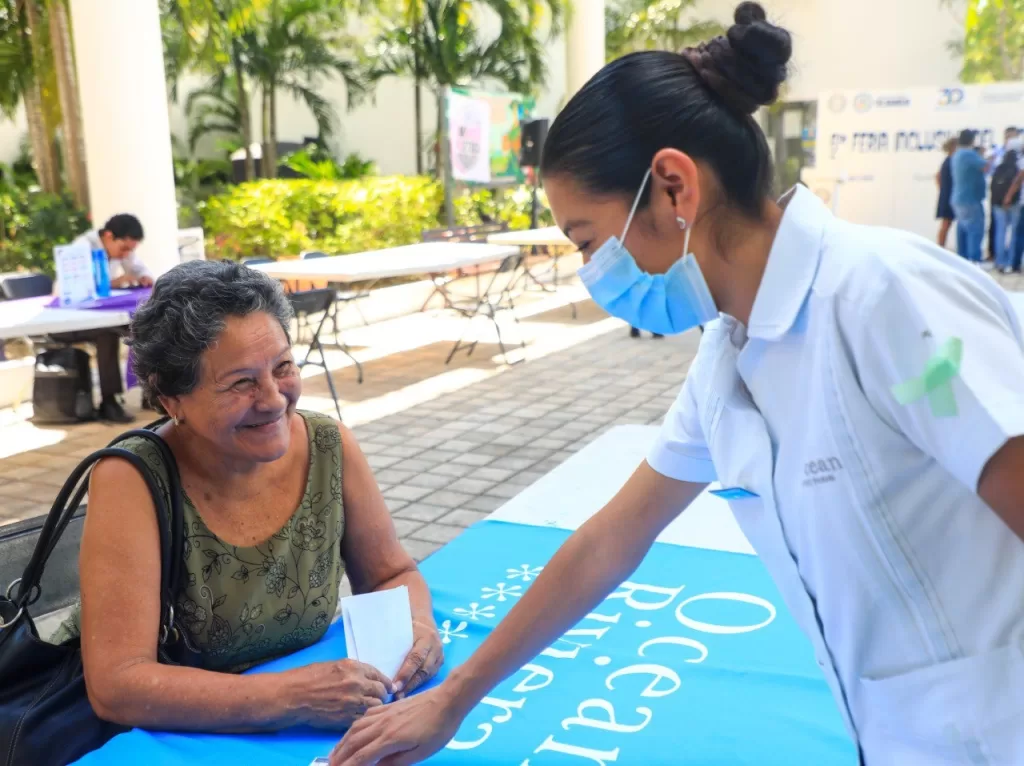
[{"x1": 746, "y1": 185, "x2": 830, "y2": 340}]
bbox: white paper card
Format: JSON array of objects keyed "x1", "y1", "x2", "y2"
[
  {"x1": 340, "y1": 585, "x2": 413, "y2": 682},
  {"x1": 54, "y1": 242, "x2": 95, "y2": 307}
]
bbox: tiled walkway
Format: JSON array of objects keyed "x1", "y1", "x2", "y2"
[{"x1": 4, "y1": 266, "x2": 1022, "y2": 565}]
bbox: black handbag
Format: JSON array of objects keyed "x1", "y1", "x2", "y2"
[{"x1": 0, "y1": 429, "x2": 196, "y2": 766}]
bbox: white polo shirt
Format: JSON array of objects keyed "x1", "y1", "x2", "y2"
[{"x1": 649, "y1": 186, "x2": 1024, "y2": 764}]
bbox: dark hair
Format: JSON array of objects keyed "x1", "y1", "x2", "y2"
[
  {"x1": 958, "y1": 129, "x2": 976, "y2": 147},
  {"x1": 1005, "y1": 126, "x2": 1019, "y2": 137},
  {"x1": 130, "y1": 260, "x2": 293, "y2": 406},
  {"x1": 101, "y1": 213, "x2": 144, "y2": 241},
  {"x1": 541, "y1": 2, "x2": 792, "y2": 220}
]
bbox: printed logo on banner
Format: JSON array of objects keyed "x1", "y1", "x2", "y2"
[
  {"x1": 937, "y1": 87, "x2": 966, "y2": 109},
  {"x1": 853, "y1": 93, "x2": 872, "y2": 113},
  {"x1": 828, "y1": 93, "x2": 847, "y2": 113}
]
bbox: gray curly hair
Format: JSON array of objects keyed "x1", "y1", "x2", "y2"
[{"x1": 130, "y1": 260, "x2": 293, "y2": 408}]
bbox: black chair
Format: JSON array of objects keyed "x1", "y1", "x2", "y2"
[
  {"x1": 1, "y1": 272, "x2": 53, "y2": 300},
  {"x1": 301, "y1": 250, "x2": 371, "y2": 329},
  {"x1": 419, "y1": 223, "x2": 511, "y2": 311},
  {"x1": 1, "y1": 509, "x2": 85, "y2": 619},
  {"x1": 287, "y1": 288, "x2": 347, "y2": 420}
]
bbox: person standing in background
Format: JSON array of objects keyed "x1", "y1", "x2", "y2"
[
  {"x1": 935, "y1": 137, "x2": 957, "y2": 248},
  {"x1": 987, "y1": 127, "x2": 1020, "y2": 262},
  {"x1": 991, "y1": 134, "x2": 1024, "y2": 274},
  {"x1": 951, "y1": 129, "x2": 991, "y2": 264}
]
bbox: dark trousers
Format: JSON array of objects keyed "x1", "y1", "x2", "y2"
[{"x1": 50, "y1": 329, "x2": 124, "y2": 399}]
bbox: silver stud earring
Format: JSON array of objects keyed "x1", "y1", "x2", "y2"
[
  {"x1": 173, "y1": 416, "x2": 182, "y2": 426},
  {"x1": 676, "y1": 216, "x2": 688, "y2": 230}
]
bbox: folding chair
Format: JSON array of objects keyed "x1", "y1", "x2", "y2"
[
  {"x1": 300, "y1": 251, "x2": 372, "y2": 329},
  {"x1": 1, "y1": 272, "x2": 53, "y2": 300},
  {"x1": 420, "y1": 223, "x2": 510, "y2": 310},
  {"x1": 443, "y1": 250, "x2": 526, "y2": 366},
  {"x1": 287, "y1": 288, "x2": 348, "y2": 421}
]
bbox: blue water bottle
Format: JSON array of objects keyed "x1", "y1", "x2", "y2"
[{"x1": 91, "y1": 248, "x2": 110, "y2": 297}]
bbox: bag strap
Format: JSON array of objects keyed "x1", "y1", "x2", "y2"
[{"x1": 8, "y1": 430, "x2": 184, "y2": 646}]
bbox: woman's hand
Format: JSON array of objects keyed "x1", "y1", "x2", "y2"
[
  {"x1": 329, "y1": 683, "x2": 465, "y2": 766},
  {"x1": 392, "y1": 618, "x2": 444, "y2": 699},
  {"x1": 284, "y1": 659, "x2": 393, "y2": 730}
]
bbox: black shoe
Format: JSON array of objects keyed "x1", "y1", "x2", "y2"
[
  {"x1": 630, "y1": 327, "x2": 641, "y2": 338},
  {"x1": 98, "y1": 397, "x2": 135, "y2": 424},
  {"x1": 652, "y1": 333, "x2": 664, "y2": 339}
]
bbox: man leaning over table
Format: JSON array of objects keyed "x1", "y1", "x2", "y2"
[{"x1": 54, "y1": 214, "x2": 150, "y2": 423}]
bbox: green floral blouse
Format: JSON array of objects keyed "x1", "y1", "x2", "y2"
[{"x1": 53, "y1": 410, "x2": 347, "y2": 673}]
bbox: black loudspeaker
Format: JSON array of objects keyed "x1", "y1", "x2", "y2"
[
  {"x1": 31, "y1": 348, "x2": 95, "y2": 424},
  {"x1": 520, "y1": 119, "x2": 549, "y2": 168}
]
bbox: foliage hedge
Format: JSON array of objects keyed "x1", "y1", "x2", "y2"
[
  {"x1": 0, "y1": 188, "x2": 89, "y2": 276},
  {"x1": 200, "y1": 177, "x2": 553, "y2": 260}
]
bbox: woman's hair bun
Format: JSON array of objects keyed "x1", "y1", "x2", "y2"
[{"x1": 683, "y1": 1, "x2": 792, "y2": 115}]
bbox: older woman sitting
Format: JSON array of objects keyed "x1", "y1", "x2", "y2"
[{"x1": 53, "y1": 260, "x2": 442, "y2": 731}]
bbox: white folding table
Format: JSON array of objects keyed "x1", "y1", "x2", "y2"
[
  {"x1": 0, "y1": 300, "x2": 131, "y2": 341},
  {"x1": 254, "y1": 243, "x2": 526, "y2": 364}
]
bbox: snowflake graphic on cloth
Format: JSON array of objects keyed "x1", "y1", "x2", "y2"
[
  {"x1": 453, "y1": 602, "x2": 495, "y2": 621},
  {"x1": 481, "y1": 583, "x2": 522, "y2": 602},
  {"x1": 439, "y1": 619, "x2": 469, "y2": 644},
  {"x1": 506, "y1": 565, "x2": 544, "y2": 582}
]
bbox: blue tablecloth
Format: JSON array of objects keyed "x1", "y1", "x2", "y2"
[{"x1": 77, "y1": 521, "x2": 857, "y2": 765}]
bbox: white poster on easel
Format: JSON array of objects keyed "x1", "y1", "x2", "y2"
[
  {"x1": 447, "y1": 90, "x2": 491, "y2": 184},
  {"x1": 54, "y1": 242, "x2": 95, "y2": 307}
]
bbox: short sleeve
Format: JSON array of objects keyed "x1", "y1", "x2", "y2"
[
  {"x1": 849, "y1": 268, "x2": 1024, "y2": 491},
  {"x1": 647, "y1": 365, "x2": 717, "y2": 484}
]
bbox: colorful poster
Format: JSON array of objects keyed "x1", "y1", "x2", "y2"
[
  {"x1": 54, "y1": 242, "x2": 95, "y2": 307},
  {"x1": 451, "y1": 88, "x2": 535, "y2": 184},
  {"x1": 447, "y1": 91, "x2": 492, "y2": 184}
]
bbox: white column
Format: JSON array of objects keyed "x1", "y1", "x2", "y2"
[
  {"x1": 69, "y1": 0, "x2": 179, "y2": 277},
  {"x1": 565, "y1": 0, "x2": 607, "y2": 98}
]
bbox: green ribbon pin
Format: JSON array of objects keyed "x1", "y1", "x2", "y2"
[{"x1": 890, "y1": 336, "x2": 963, "y2": 417}]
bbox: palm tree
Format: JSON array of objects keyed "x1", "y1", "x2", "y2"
[
  {"x1": 605, "y1": 0, "x2": 721, "y2": 60},
  {"x1": 185, "y1": 73, "x2": 244, "y2": 152},
  {"x1": 45, "y1": 0, "x2": 88, "y2": 209},
  {"x1": 241, "y1": 0, "x2": 365, "y2": 179},
  {"x1": 0, "y1": 0, "x2": 60, "y2": 192},
  {"x1": 369, "y1": 0, "x2": 563, "y2": 178},
  {"x1": 166, "y1": 0, "x2": 267, "y2": 181}
]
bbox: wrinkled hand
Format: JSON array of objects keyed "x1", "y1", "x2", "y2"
[
  {"x1": 285, "y1": 659, "x2": 392, "y2": 730},
  {"x1": 392, "y1": 618, "x2": 443, "y2": 699},
  {"x1": 110, "y1": 275, "x2": 132, "y2": 289},
  {"x1": 138, "y1": 275, "x2": 153, "y2": 287},
  {"x1": 329, "y1": 683, "x2": 465, "y2": 766}
]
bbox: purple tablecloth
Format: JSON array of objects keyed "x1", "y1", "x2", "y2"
[{"x1": 46, "y1": 288, "x2": 152, "y2": 389}]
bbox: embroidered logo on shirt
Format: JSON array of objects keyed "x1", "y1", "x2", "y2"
[{"x1": 803, "y1": 457, "x2": 844, "y2": 487}]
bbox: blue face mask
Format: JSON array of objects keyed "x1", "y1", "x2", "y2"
[{"x1": 577, "y1": 169, "x2": 718, "y2": 335}]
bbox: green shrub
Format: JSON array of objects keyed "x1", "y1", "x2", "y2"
[
  {"x1": 0, "y1": 188, "x2": 89, "y2": 276},
  {"x1": 200, "y1": 177, "x2": 552, "y2": 260}
]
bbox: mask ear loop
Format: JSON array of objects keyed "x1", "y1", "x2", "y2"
[
  {"x1": 621, "y1": 168, "x2": 653, "y2": 240},
  {"x1": 682, "y1": 223, "x2": 692, "y2": 257}
]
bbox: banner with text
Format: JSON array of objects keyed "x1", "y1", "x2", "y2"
[
  {"x1": 814, "y1": 82, "x2": 1024, "y2": 240},
  {"x1": 81, "y1": 521, "x2": 856, "y2": 766}
]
